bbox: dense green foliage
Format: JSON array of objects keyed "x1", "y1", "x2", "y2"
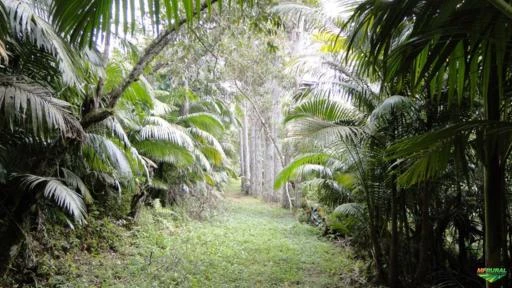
[
  {"x1": 275, "y1": 1, "x2": 512, "y2": 287},
  {"x1": 0, "y1": 0, "x2": 276, "y2": 282},
  {"x1": 4, "y1": 0, "x2": 512, "y2": 287},
  {"x1": 7, "y1": 186, "x2": 366, "y2": 287}
]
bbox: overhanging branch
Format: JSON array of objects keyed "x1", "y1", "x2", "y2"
[{"x1": 82, "y1": 0, "x2": 219, "y2": 128}]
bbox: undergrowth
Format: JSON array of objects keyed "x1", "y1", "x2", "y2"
[{"x1": 5, "y1": 192, "x2": 369, "y2": 287}]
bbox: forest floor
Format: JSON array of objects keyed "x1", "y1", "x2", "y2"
[{"x1": 47, "y1": 182, "x2": 367, "y2": 287}]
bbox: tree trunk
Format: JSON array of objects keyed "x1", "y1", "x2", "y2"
[
  {"x1": 256, "y1": 127, "x2": 264, "y2": 197},
  {"x1": 242, "y1": 103, "x2": 251, "y2": 194},
  {"x1": 264, "y1": 120, "x2": 274, "y2": 202},
  {"x1": 365, "y1": 185, "x2": 387, "y2": 283},
  {"x1": 239, "y1": 121, "x2": 246, "y2": 192},
  {"x1": 389, "y1": 184, "x2": 400, "y2": 287},
  {"x1": 234, "y1": 83, "x2": 292, "y2": 208},
  {"x1": 0, "y1": 189, "x2": 35, "y2": 276},
  {"x1": 249, "y1": 115, "x2": 257, "y2": 195},
  {"x1": 414, "y1": 183, "x2": 433, "y2": 285},
  {"x1": 129, "y1": 190, "x2": 147, "y2": 220},
  {"x1": 483, "y1": 50, "x2": 507, "y2": 288}
]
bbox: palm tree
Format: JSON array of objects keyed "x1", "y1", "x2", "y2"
[
  {"x1": 0, "y1": 0, "x2": 247, "y2": 275},
  {"x1": 345, "y1": 1, "x2": 512, "y2": 287}
]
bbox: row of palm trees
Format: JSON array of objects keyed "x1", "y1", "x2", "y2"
[
  {"x1": 0, "y1": 0, "x2": 242, "y2": 277},
  {"x1": 277, "y1": 1, "x2": 512, "y2": 287}
]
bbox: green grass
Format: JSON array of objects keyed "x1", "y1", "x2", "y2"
[{"x1": 48, "y1": 190, "x2": 367, "y2": 287}]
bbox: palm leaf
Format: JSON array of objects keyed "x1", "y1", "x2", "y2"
[
  {"x1": 0, "y1": 77, "x2": 84, "y2": 140},
  {"x1": 179, "y1": 112, "x2": 225, "y2": 136},
  {"x1": 18, "y1": 174, "x2": 86, "y2": 223},
  {"x1": 187, "y1": 127, "x2": 226, "y2": 165},
  {"x1": 139, "y1": 120, "x2": 194, "y2": 150},
  {"x1": 274, "y1": 153, "x2": 331, "y2": 189},
  {"x1": 333, "y1": 202, "x2": 364, "y2": 216},
  {"x1": 368, "y1": 95, "x2": 414, "y2": 128},
  {"x1": 285, "y1": 97, "x2": 363, "y2": 124},
  {"x1": 50, "y1": 0, "x2": 223, "y2": 47},
  {"x1": 84, "y1": 133, "x2": 133, "y2": 178},
  {"x1": 60, "y1": 168, "x2": 93, "y2": 204},
  {"x1": 5, "y1": 0, "x2": 81, "y2": 85},
  {"x1": 135, "y1": 140, "x2": 194, "y2": 166}
]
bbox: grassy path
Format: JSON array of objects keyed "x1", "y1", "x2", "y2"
[{"x1": 58, "y1": 190, "x2": 366, "y2": 287}]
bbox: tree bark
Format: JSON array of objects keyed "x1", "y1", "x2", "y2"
[
  {"x1": 389, "y1": 183, "x2": 400, "y2": 287},
  {"x1": 256, "y1": 127, "x2": 263, "y2": 197},
  {"x1": 239, "y1": 122, "x2": 246, "y2": 192},
  {"x1": 264, "y1": 125, "x2": 274, "y2": 201},
  {"x1": 242, "y1": 103, "x2": 251, "y2": 194},
  {"x1": 413, "y1": 184, "x2": 434, "y2": 285},
  {"x1": 249, "y1": 115, "x2": 257, "y2": 195},
  {"x1": 483, "y1": 49, "x2": 507, "y2": 288}
]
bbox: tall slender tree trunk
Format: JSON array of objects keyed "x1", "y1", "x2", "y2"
[
  {"x1": 233, "y1": 83, "x2": 292, "y2": 208},
  {"x1": 264, "y1": 130, "x2": 274, "y2": 202},
  {"x1": 414, "y1": 183, "x2": 433, "y2": 284},
  {"x1": 253, "y1": 123, "x2": 261, "y2": 196},
  {"x1": 256, "y1": 127, "x2": 264, "y2": 196},
  {"x1": 242, "y1": 103, "x2": 251, "y2": 194},
  {"x1": 484, "y1": 50, "x2": 507, "y2": 288},
  {"x1": 249, "y1": 115, "x2": 257, "y2": 195},
  {"x1": 389, "y1": 183, "x2": 400, "y2": 287},
  {"x1": 239, "y1": 125, "x2": 245, "y2": 184}
]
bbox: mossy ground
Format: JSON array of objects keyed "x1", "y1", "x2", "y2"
[{"x1": 44, "y1": 184, "x2": 367, "y2": 287}]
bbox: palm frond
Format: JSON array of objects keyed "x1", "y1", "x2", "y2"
[
  {"x1": 152, "y1": 97, "x2": 175, "y2": 116},
  {"x1": 18, "y1": 174, "x2": 86, "y2": 223},
  {"x1": 136, "y1": 140, "x2": 194, "y2": 166},
  {"x1": 0, "y1": 77, "x2": 84, "y2": 140},
  {"x1": 84, "y1": 133, "x2": 132, "y2": 178},
  {"x1": 272, "y1": 3, "x2": 324, "y2": 32},
  {"x1": 333, "y1": 202, "x2": 364, "y2": 216},
  {"x1": 274, "y1": 153, "x2": 331, "y2": 189},
  {"x1": 191, "y1": 147, "x2": 212, "y2": 171},
  {"x1": 285, "y1": 97, "x2": 363, "y2": 124},
  {"x1": 179, "y1": 112, "x2": 225, "y2": 136},
  {"x1": 287, "y1": 118, "x2": 365, "y2": 145},
  {"x1": 5, "y1": 0, "x2": 81, "y2": 85},
  {"x1": 60, "y1": 168, "x2": 93, "y2": 204},
  {"x1": 396, "y1": 145, "x2": 452, "y2": 187},
  {"x1": 139, "y1": 122, "x2": 194, "y2": 150},
  {"x1": 88, "y1": 117, "x2": 131, "y2": 147},
  {"x1": 187, "y1": 127, "x2": 226, "y2": 165},
  {"x1": 50, "y1": 0, "x2": 223, "y2": 48},
  {"x1": 368, "y1": 95, "x2": 414, "y2": 128}
]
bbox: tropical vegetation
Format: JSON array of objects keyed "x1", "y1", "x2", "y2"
[{"x1": 2, "y1": 0, "x2": 512, "y2": 287}]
